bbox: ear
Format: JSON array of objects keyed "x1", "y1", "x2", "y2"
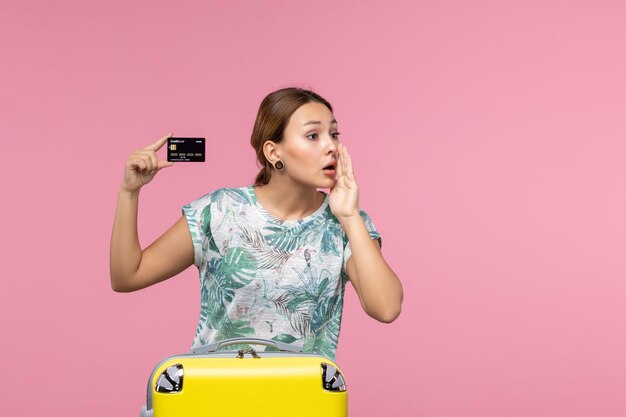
[{"x1": 262, "y1": 140, "x2": 282, "y2": 165}]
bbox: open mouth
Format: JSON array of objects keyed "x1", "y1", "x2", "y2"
[{"x1": 322, "y1": 164, "x2": 336, "y2": 177}]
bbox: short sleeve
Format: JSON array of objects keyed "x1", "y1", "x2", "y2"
[
  {"x1": 342, "y1": 208, "x2": 382, "y2": 272},
  {"x1": 182, "y1": 193, "x2": 213, "y2": 268}
]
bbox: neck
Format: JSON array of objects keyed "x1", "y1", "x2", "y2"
[{"x1": 253, "y1": 176, "x2": 325, "y2": 221}]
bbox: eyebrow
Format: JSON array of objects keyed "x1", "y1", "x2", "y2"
[{"x1": 302, "y1": 119, "x2": 337, "y2": 127}]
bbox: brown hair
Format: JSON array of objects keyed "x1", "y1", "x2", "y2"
[{"x1": 251, "y1": 87, "x2": 334, "y2": 186}]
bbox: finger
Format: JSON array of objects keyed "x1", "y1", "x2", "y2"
[
  {"x1": 157, "y1": 160, "x2": 175, "y2": 170},
  {"x1": 144, "y1": 132, "x2": 173, "y2": 152},
  {"x1": 335, "y1": 145, "x2": 344, "y2": 178},
  {"x1": 147, "y1": 150, "x2": 159, "y2": 174},
  {"x1": 346, "y1": 155, "x2": 356, "y2": 182},
  {"x1": 129, "y1": 157, "x2": 148, "y2": 172},
  {"x1": 343, "y1": 147, "x2": 355, "y2": 181},
  {"x1": 340, "y1": 144, "x2": 348, "y2": 176},
  {"x1": 143, "y1": 157, "x2": 153, "y2": 172},
  {"x1": 126, "y1": 158, "x2": 142, "y2": 171},
  {"x1": 144, "y1": 153, "x2": 159, "y2": 172},
  {"x1": 141, "y1": 154, "x2": 155, "y2": 172},
  {"x1": 135, "y1": 149, "x2": 158, "y2": 172}
]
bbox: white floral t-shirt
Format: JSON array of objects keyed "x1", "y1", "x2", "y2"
[{"x1": 182, "y1": 186, "x2": 380, "y2": 359}]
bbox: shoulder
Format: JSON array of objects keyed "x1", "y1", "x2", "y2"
[
  {"x1": 323, "y1": 204, "x2": 375, "y2": 226},
  {"x1": 357, "y1": 208, "x2": 376, "y2": 226},
  {"x1": 183, "y1": 187, "x2": 256, "y2": 237},
  {"x1": 209, "y1": 187, "x2": 255, "y2": 211},
  {"x1": 184, "y1": 187, "x2": 254, "y2": 210}
]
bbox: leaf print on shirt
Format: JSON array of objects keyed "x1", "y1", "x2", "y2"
[
  {"x1": 264, "y1": 222, "x2": 319, "y2": 252},
  {"x1": 263, "y1": 333, "x2": 299, "y2": 352},
  {"x1": 272, "y1": 334, "x2": 297, "y2": 344},
  {"x1": 264, "y1": 212, "x2": 342, "y2": 256},
  {"x1": 211, "y1": 188, "x2": 252, "y2": 212},
  {"x1": 239, "y1": 226, "x2": 292, "y2": 270},
  {"x1": 304, "y1": 294, "x2": 342, "y2": 358},
  {"x1": 270, "y1": 265, "x2": 337, "y2": 339},
  {"x1": 281, "y1": 265, "x2": 334, "y2": 303},
  {"x1": 206, "y1": 247, "x2": 257, "y2": 304},
  {"x1": 194, "y1": 297, "x2": 228, "y2": 346},
  {"x1": 200, "y1": 204, "x2": 219, "y2": 252},
  {"x1": 183, "y1": 206, "x2": 200, "y2": 243},
  {"x1": 271, "y1": 292, "x2": 313, "y2": 337},
  {"x1": 214, "y1": 317, "x2": 255, "y2": 341},
  {"x1": 311, "y1": 214, "x2": 343, "y2": 256}
]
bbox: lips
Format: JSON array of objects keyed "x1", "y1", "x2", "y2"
[{"x1": 322, "y1": 162, "x2": 336, "y2": 176}]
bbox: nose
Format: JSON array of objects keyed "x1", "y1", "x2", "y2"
[{"x1": 326, "y1": 134, "x2": 338, "y2": 154}]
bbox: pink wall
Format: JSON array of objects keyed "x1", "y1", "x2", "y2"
[{"x1": 2, "y1": 0, "x2": 626, "y2": 416}]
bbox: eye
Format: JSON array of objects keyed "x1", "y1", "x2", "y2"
[
  {"x1": 331, "y1": 131, "x2": 341, "y2": 140},
  {"x1": 306, "y1": 133, "x2": 319, "y2": 140}
]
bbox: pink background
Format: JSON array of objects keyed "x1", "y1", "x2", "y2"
[{"x1": 2, "y1": 0, "x2": 626, "y2": 416}]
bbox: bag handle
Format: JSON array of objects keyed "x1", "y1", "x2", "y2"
[{"x1": 190, "y1": 337, "x2": 302, "y2": 354}]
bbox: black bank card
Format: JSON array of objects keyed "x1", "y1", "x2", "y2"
[{"x1": 167, "y1": 137, "x2": 205, "y2": 162}]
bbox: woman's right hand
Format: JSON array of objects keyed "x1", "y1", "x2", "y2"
[{"x1": 122, "y1": 132, "x2": 175, "y2": 192}]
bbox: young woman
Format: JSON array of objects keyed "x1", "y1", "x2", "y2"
[{"x1": 109, "y1": 87, "x2": 403, "y2": 359}]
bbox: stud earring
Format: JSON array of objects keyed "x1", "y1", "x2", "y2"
[{"x1": 274, "y1": 160, "x2": 284, "y2": 170}]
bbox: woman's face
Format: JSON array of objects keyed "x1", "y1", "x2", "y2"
[{"x1": 277, "y1": 101, "x2": 340, "y2": 189}]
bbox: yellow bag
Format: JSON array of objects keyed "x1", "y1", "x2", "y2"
[{"x1": 141, "y1": 338, "x2": 348, "y2": 416}]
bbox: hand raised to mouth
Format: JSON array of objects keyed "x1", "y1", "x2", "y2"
[{"x1": 329, "y1": 143, "x2": 360, "y2": 220}]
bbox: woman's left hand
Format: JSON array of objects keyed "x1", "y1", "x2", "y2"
[{"x1": 329, "y1": 144, "x2": 360, "y2": 220}]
